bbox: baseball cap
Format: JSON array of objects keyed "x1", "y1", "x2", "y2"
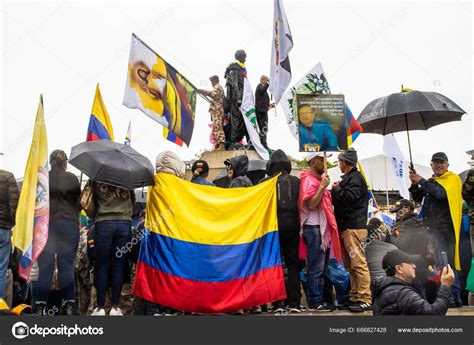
[
  {"x1": 431, "y1": 152, "x2": 448, "y2": 162},
  {"x1": 191, "y1": 160, "x2": 209, "y2": 175},
  {"x1": 389, "y1": 199, "x2": 415, "y2": 213},
  {"x1": 382, "y1": 249, "x2": 419, "y2": 274},
  {"x1": 306, "y1": 152, "x2": 332, "y2": 162}
]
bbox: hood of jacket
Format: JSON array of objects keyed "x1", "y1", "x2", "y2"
[
  {"x1": 229, "y1": 155, "x2": 249, "y2": 178},
  {"x1": 155, "y1": 151, "x2": 185, "y2": 179},
  {"x1": 266, "y1": 149, "x2": 291, "y2": 177}
]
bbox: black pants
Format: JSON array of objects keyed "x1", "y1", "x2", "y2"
[
  {"x1": 256, "y1": 110, "x2": 268, "y2": 148},
  {"x1": 274, "y1": 232, "x2": 302, "y2": 308},
  {"x1": 230, "y1": 101, "x2": 248, "y2": 143}
]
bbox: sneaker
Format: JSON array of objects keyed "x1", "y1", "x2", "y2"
[
  {"x1": 249, "y1": 305, "x2": 262, "y2": 314},
  {"x1": 285, "y1": 305, "x2": 303, "y2": 313},
  {"x1": 307, "y1": 302, "x2": 334, "y2": 312},
  {"x1": 109, "y1": 307, "x2": 123, "y2": 316},
  {"x1": 272, "y1": 307, "x2": 286, "y2": 314},
  {"x1": 91, "y1": 307, "x2": 106, "y2": 316},
  {"x1": 348, "y1": 302, "x2": 372, "y2": 312}
]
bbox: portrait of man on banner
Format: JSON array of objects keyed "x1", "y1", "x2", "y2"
[
  {"x1": 123, "y1": 34, "x2": 196, "y2": 146},
  {"x1": 296, "y1": 94, "x2": 347, "y2": 152}
]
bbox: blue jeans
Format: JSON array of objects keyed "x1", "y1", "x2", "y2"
[
  {"x1": 0, "y1": 229, "x2": 11, "y2": 299},
  {"x1": 428, "y1": 229, "x2": 461, "y2": 300},
  {"x1": 303, "y1": 225, "x2": 328, "y2": 307},
  {"x1": 94, "y1": 220, "x2": 131, "y2": 308},
  {"x1": 37, "y1": 219, "x2": 79, "y2": 303}
]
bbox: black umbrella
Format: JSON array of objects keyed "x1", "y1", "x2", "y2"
[
  {"x1": 69, "y1": 140, "x2": 154, "y2": 190},
  {"x1": 358, "y1": 89, "x2": 465, "y2": 169}
]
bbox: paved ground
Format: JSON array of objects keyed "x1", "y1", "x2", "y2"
[{"x1": 260, "y1": 306, "x2": 474, "y2": 316}]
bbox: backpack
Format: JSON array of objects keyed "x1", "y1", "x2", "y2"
[
  {"x1": 275, "y1": 174, "x2": 299, "y2": 215},
  {"x1": 80, "y1": 183, "x2": 96, "y2": 219}
]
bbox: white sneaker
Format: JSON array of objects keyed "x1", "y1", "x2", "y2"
[
  {"x1": 91, "y1": 308, "x2": 106, "y2": 316},
  {"x1": 109, "y1": 307, "x2": 123, "y2": 316}
]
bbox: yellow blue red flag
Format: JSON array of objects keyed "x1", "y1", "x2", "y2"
[
  {"x1": 13, "y1": 95, "x2": 49, "y2": 280},
  {"x1": 123, "y1": 34, "x2": 196, "y2": 147},
  {"x1": 132, "y1": 173, "x2": 285, "y2": 313},
  {"x1": 87, "y1": 84, "x2": 115, "y2": 141}
]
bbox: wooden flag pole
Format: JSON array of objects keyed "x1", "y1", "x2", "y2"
[{"x1": 323, "y1": 151, "x2": 328, "y2": 175}]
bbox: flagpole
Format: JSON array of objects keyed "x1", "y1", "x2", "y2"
[
  {"x1": 384, "y1": 156, "x2": 389, "y2": 211},
  {"x1": 323, "y1": 151, "x2": 328, "y2": 175}
]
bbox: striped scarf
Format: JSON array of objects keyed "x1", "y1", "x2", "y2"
[{"x1": 236, "y1": 60, "x2": 247, "y2": 77}]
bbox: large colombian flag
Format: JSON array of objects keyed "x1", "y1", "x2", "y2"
[
  {"x1": 132, "y1": 173, "x2": 286, "y2": 313},
  {"x1": 86, "y1": 84, "x2": 115, "y2": 141}
]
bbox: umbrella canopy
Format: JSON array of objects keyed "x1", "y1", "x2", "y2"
[
  {"x1": 69, "y1": 140, "x2": 154, "y2": 190},
  {"x1": 357, "y1": 90, "x2": 465, "y2": 167},
  {"x1": 358, "y1": 90, "x2": 465, "y2": 134}
]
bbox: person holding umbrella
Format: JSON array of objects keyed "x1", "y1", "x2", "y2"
[
  {"x1": 90, "y1": 180, "x2": 135, "y2": 316},
  {"x1": 68, "y1": 140, "x2": 155, "y2": 316},
  {"x1": 409, "y1": 152, "x2": 464, "y2": 307}
]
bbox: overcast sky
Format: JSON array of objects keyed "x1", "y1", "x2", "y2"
[{"x1": 1, "y1": 0, "x2": 472, "y2": 178}]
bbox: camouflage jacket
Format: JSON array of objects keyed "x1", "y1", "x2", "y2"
[
  {"x1": 462, "y1": 170, "x2": 474, "y2": 223},
  {"x1": 202, "y1": 84, "x2": 224, "y2": 114}
]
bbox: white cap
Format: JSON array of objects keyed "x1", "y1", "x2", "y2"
[{"x1": 306, "y1": 152, "x2": 332, "y2": 162}]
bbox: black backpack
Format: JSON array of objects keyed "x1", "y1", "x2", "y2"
[{"x1": 275, "y1": 174, "x2": 300, "y2": 230}]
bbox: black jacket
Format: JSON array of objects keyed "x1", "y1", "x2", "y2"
[
  {"x1": 224, "y1": 63, "x2": 244, "y2": 102},
  {"x1": 373, "y1": 276, "x2": 451, "y2": 315},
  {"x1": 331, "y1": 167, "x2": 368, "y2": 231},
  {"x1": 228, "y1": 155, "x2": 253, "y2": 188},
  {"x1": 49, "y1": 167, "x2": 81, "y2": 222},
  {"x1": 409, "y1": 178, "x2": 451, "y2": 230},
  {"x1": 0, "y1": 169, "x2": 19, "y2": 229},
  {"x1": 260, "y1": 150, "x2": 299, "y2": 234},
  {"x1": 387, "y1": 215, "x2": 429, "y2": 257},
  {"x1": 255, "y1": 83, "x2": 270, "y2": 112}
]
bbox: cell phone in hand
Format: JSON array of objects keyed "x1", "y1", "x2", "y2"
[{"x1": 440, "y1": 251, "x2": 449, "y2": 268}]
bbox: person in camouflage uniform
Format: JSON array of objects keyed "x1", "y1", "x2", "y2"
[
  {"x1": 75, "y1": 224, "x2": 92, "y2": 315},
  {"x1": 462, "y1": 150, "x2": 474, "y2": 305},
  {"x1": 198, "y1": 75, "x2": 225, "y2": 150}
]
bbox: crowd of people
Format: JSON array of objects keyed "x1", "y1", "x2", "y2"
[{"x1": 0, "y1": 144, "x2": 473, "y2": 316}]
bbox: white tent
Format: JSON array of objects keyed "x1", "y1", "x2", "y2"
[{"x1": 327, "y1": 154, "x2": 433, "y2": 192}]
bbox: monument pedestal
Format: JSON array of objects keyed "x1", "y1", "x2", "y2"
[
  {"x1": 184, "y1": 149, "x2": 302, "y2": 182},
  {"x1": 185, "y1": 149, "x2": 262, "y2": 182}
]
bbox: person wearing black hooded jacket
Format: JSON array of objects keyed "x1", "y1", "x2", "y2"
[
  {"x1": 260, "y1": 150, "x2": 302, "y2": 312},
  {"x1": 225, "y1": 155, "x2": 253, "y2": 188}
]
